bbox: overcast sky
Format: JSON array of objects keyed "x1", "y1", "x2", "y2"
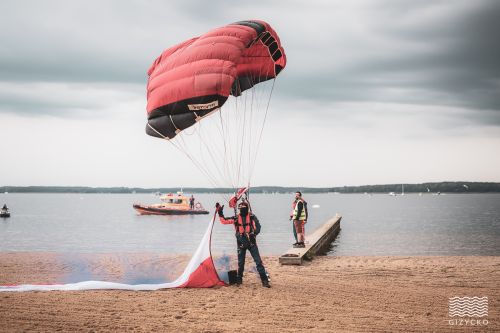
[{"x1": 1, "y1": 0, "x2": 499, "y2": 188}]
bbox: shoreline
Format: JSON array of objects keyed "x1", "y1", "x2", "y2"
[
  {"x1": 0, "y1": 253, "x2": 498, "y2": 332},
  {"x1": 3, "y1": 181, "x2": 500, "y2": 194}
]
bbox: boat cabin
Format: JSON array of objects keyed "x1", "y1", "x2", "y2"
[{"x1": 160, "y1": 192, "x2": 189, "y2": 207}]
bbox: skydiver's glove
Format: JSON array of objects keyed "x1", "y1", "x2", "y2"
[{"x1": 215, "y1": 202, "x2": 224, "y2": 217}]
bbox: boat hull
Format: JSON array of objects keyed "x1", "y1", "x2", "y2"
[{"x1": 133, "y1": 204, "x2": 209, "y2": 215}]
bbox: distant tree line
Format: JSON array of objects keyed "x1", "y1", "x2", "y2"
[{"x1": 1, "y1": 182, "x2": 499, "y2": 193}]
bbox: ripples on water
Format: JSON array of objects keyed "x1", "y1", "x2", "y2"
[{"x1": 1, "y1": 193, "x2": 499, "y2": 256}]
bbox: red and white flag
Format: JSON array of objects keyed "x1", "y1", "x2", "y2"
[{"x1": 0, "y1": 213, "x2": 225, "y2": 292}]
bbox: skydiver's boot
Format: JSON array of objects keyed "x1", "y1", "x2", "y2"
[{"x1": 260, "y1": 273, "x2": 271, "y2": 288}]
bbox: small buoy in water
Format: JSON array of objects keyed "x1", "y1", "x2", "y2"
[{"x1": 312, "y1": 204, "x2": 320, "y2": 208}]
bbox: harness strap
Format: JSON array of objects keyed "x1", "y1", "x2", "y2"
[{"x1": 236, "y1": 215, "x2": 253, "y2": 234}]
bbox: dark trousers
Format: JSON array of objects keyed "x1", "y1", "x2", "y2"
[{"x1": 236, "y1": 235, "x2": 267, "y2": 281}]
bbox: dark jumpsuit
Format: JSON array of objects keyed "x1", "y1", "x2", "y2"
[{"x1": 219, "y1": 213, "x2": 268, "y2": 282}]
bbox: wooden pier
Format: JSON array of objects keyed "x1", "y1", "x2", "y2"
[{"x1": 279, "y1": 214, "x2": 342, "y2": 265}]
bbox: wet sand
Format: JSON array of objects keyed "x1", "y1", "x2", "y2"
[{"x1": 0, "y1": 253, "x2": 498, "y2": 332}]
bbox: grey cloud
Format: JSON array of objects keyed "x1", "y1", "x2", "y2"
[
  {"x1": 0, "y1": 1, "x2": 198, "y2": 83},
  {"x1": 374, "y1": 1, "x2": 500, "y2": 108},
  {"x1": 1, "y1": 0, "x2": 499, "y2": 125},
  {"x1": 0, "y1": 94, "x2": 90, "y2": 117},
  {"x1": 272, "y1": 0, "x2": 500, "y2": 127},
  {"x1": 0, "y1": 82, "x2": 143, "y2": 118}
]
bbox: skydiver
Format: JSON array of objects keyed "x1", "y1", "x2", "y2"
[{"x1": 216, "y1": 201, "x2": 271, "y2": 288}]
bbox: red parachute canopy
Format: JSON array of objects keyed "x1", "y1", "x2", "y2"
[{"x1": 145, "y1": 20, "x2": 286, "y2": 139}]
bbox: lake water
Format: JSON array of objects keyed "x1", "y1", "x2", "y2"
[{"x1": 1, "y1": 193, "x2": 499, "y2": 256}]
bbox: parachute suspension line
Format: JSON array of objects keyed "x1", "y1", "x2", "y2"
[
  {"x1": 239, "y1": 67, "x2": 268, "y2": 187},
  {"x1": 159, "y1": 113, "x2": 223, "y2": 192},
  {"x1": 210, "y1": 100, "x2": 235, "y2": 190},
  {"x1": 248, "y1": 78, "x2": 272, "y2": 181},
  {"x1": 176, "y1": 127, "x2": 233, "y2": 202},
  {"x1": 194, "y1": 115, "x2": 232, "y2": 192},
  {"x1": 224, "y1": 100, "x2": 240, "y2": 190},
  {"x1": 145, "y1": 123, "x2": 222, "y2": 190},
  {"x1": 209, "y1": 109, "x2": 228, "y2": 184},
  {"x1": 146, "y1": 123, "x2": 168, "y2": 139},
  {"x1": 228, "y1": 92, "x2": 240, "y2": 189},
  {"x1": 173, "y1": 134, "x2": 224, "y2": 192},
  {"x1": 150, "y1": 79, "x2": 274, "y2": 202},
  {"x1": 247, "y1": 76, "x2": 256, "y2": 181},
  {"x1": 209, "y1": 71, "x2": 274, "y2": 193},
  {"x1": 243, "y1": 80, "x2": 253, "y2": 187},
  {"x1": 248, "y1": 72, "x2": 264, "y2": 184},
  {"x1": 194, "y1": 113, "x2": 232, "y2": 191},
  {"x1": 181, "y1": 118, "x2": 198, "y2": 136},
  {"x1": 163, "y1": 117, "x2": 222, "y2": 188},
  {"x1": 226, "y1": 94, "x2": 237, "y2": 190},
  {"x1": 248, "y1": 75, "x2": 256, "y2": 183},
  {"x1": 241, "y1": 83, "x2": 252, "y2": 188},
  {"x1": 219, "y1": 97, "x2": 234, "y2": 189},
  {"x1": 217, "y1": 108, "x2": 234, "y2": 189},
  {"x1": 249, "y1": 78, "x2": 276, "y2": 182},
  {"x1": 171, "y1": 137, "x2": 222, "y2": 191},
  {"x1": 169, "y1": 115, "x2": 181, "y2": 135},
  {"x1": 174, "y1": 107, "x2": 240, "y2": 202},
  {"x1": 193, "y1": 111, "x2": 202, "y2": 121},
  {"x1": 191, "y1": 127, "x2": 222, "y2": 187},
  {"x1": 236, "y1": 88, "x2": 248, "y2": 189},
  {"x1": 247, "y1": 67, "x2": 267, "y2": 185},
  {"x1": 235, "y1": 90, "x2": 245, "y2": 189}
]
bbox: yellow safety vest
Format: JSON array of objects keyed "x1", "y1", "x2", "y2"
[{"x1": 293, "y1": 199, "x2": 307, "y2": 220}]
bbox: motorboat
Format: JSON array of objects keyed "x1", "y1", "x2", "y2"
[
  {"x1": 133, "y1": 192, "x2": 209, "y2": 215},
  {"x1": 0, "y1": 206, "x2": 10, "y2": 218}
]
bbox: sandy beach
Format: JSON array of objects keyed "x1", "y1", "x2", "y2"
[{"x1": 0, "y1": 253, "x2": 498, "y2": 332}]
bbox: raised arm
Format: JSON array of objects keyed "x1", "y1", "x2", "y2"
[
  {"x1": 219, "y1": 215, "x2": 236, "y2": 225},
  {"x1": 216, "y1": 203, "x2": 235, "y2": 225}
]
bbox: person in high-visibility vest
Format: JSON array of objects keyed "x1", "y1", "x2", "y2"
[
  {"x1": 290, "y1": 191, "x2": 308, "y2": 248},
  {"x1": 217, "y1": 201, "x2": 271, "y2": 288}
]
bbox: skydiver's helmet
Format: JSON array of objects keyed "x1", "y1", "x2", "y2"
[{"x1": 238, "y1": 202, "x2": 249, "y2": 216}]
